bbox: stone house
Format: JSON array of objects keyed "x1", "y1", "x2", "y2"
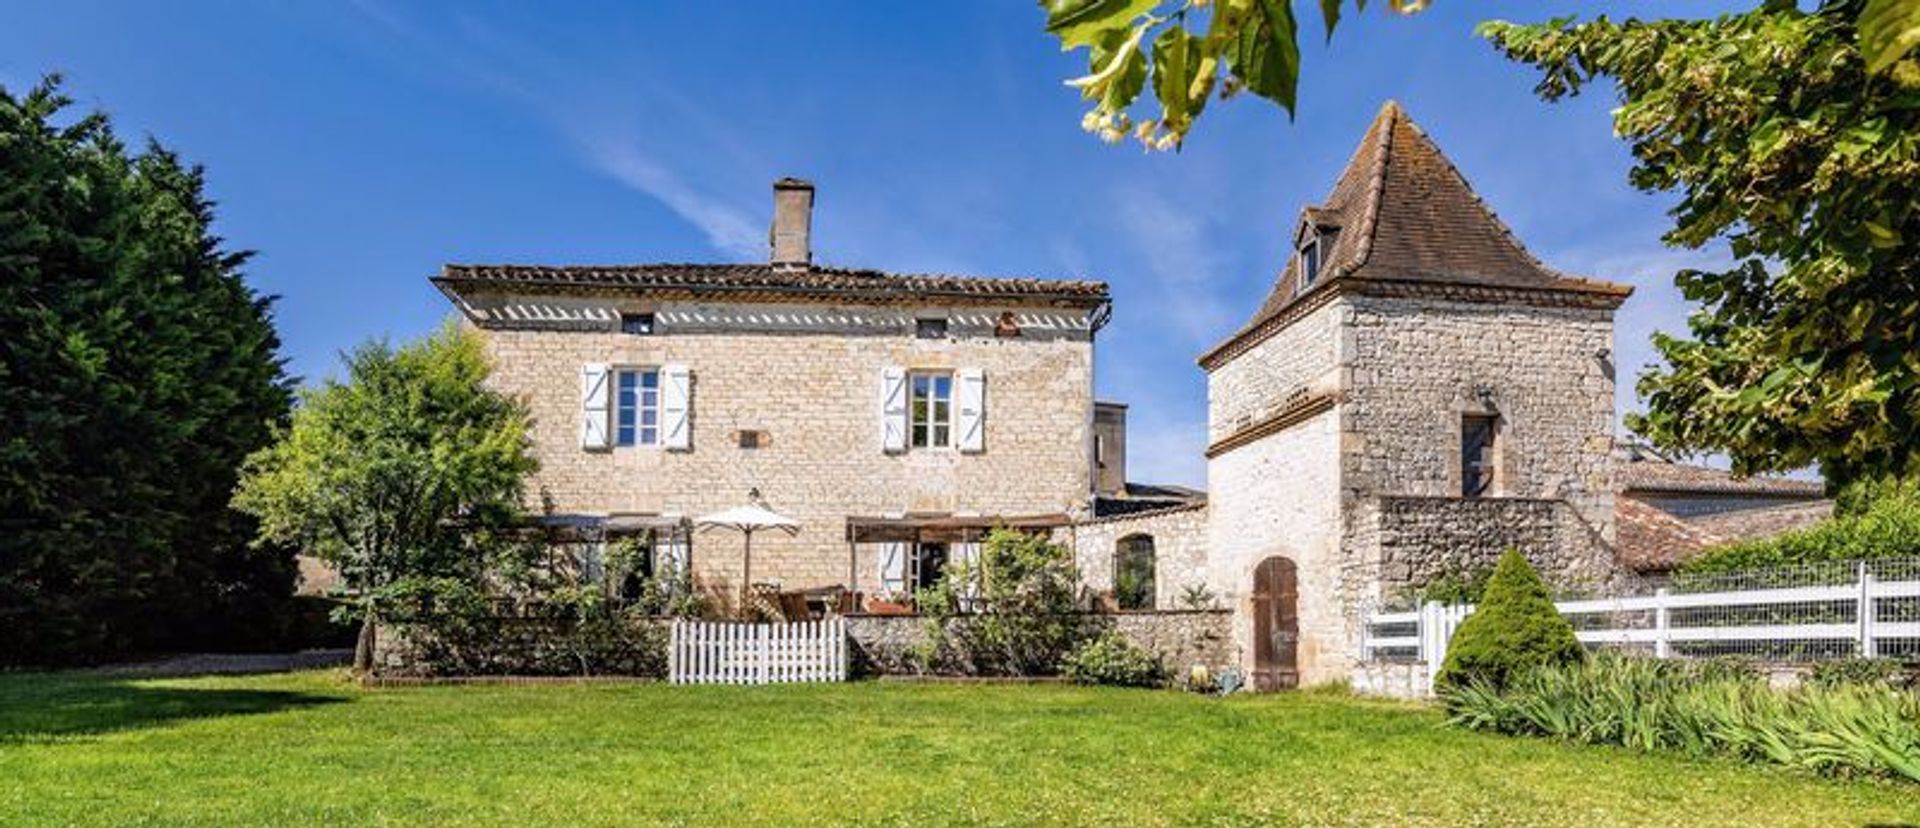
[
  {"x1": 433, "y1": 179, "x2": 1111, "y2": 611},
  {"x1": 427, "y1": 103, "x2": 1832, "y2": 688}
]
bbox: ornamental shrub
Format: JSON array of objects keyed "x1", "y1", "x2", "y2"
[
  {"x1": 1061, "y1": 630, "x2": 1166, "y2": 688},
  {"x1": 913, "y1": 528, "x2": 1083, "y2": 675},
  {"x1": 1434, "y1": 549, "x2": 1583, "y2": 691},
  {"x1": 1443, "y1": 653, "x2": 1920, "y2": 784}
]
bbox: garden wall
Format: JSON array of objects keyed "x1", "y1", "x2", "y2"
[
  {"x1": 374, "y1": 617, "x2": 670, "y2": 678},
  {"x1": 844, "y1": 610, "x2": 1234, "y2": 678}
]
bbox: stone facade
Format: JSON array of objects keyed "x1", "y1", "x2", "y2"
[
  {"x1": 1064, "y1": 503, "x2": 1210, "y2": 610},
  {"x1": 1351, "y1": 495, "x2": 1644, "y2": 599},
  {"x1": 471, "y1": 297, "x2": 1099, "y2": 601}
]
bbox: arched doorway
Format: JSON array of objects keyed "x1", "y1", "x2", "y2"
[{"x1": 1251, "y1": 556, "x2": 1299, "y2": 691}]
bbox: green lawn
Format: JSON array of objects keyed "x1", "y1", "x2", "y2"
[{"x1": 1, "y1": 671, "x2": 1915, "y2": 826}]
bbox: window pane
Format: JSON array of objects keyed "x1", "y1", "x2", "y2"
[
  {"x1": 934, "y1": 376, "x2": 951, "y2": 399},
  {"x1": 616, "y1": 370, "x2": 636, "y2": 446},
  {"x1": 932, "y1": 425, "x2": 949, "y2": 447},
  {"x1": 641, "y1": 371, "x2": 658, "y2": 389},
  {"x1": 641, "y1": 409, "x2": 657, "y2": 427},
  {"x1": 640, "y1": 427, "x2": 657, "y2": 445}
]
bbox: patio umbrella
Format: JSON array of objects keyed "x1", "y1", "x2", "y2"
[{"x1": 695, "y1": 489, "x2": 800, "y2": 611}]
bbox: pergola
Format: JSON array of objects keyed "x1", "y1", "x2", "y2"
[{"x1": 841, "y1": 513, "x2": 1072, "y2": 598}]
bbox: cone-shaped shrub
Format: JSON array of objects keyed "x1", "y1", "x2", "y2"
[{"x1": 1434, "y1": 549, "x2": 1583, "y2": 691}]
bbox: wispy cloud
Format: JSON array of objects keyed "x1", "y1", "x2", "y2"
[
  {"x1": 1113, "y1": 186, "x2": 1236, "y2": 344},
  {"x1": 340, "y1": 1, "x2": 761, "y2": 261},
  {"x1": 577, "y1": 133, "x2": 762, "y2": 260}
]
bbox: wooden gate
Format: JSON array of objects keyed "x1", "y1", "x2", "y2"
[
  {"x1": 669, "y1": 618, "x2": 847, "y2": 685},
  {"x1": 1251, "y1": 556, "x2": 1300, "y2": 691}
]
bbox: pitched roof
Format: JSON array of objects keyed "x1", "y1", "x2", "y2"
[
  {"x1": 1615, "y1": 450, "x2": 1826, "y2": 498},
  {"x1": 1614, "y1": 496, "x2": 1726, "y2": 573},
  {"x1": 1689, "y1": 500, "x2": 1834, "y2": 544},
  {"x1": 434, "y1": 263, "x2": 1110, "y2": 307},
  {"x1": 1613, "y1": 496, "x2": 1836, "y2": 574},
  {"x1": 1200, "y1": 101, "x2": 1631, "y2": 368}
]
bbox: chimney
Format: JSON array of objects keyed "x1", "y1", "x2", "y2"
[
  {"x1": 769, "y1": 177, "x2": 814, "y2": 268},
  {"x1": 1093, "y1": 401, "x2": 1128, "y2": 497}
]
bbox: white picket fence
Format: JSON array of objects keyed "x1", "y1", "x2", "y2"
[
  {"x1": 669, "y1": 618, "x2": 847, "y2": 685},
  {"x1": 1363, "y1": 560, "x2": 1920, "y2": 694}
]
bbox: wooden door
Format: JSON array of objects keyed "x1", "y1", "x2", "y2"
[{"x1": 1251, "y1": 556, "x2": 1299, "y2": 691}]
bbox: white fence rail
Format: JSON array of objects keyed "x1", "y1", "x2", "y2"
[
  {"x1": 669, "y1": 618, "x2": 847, "y2": 685},
  {"x1": 1363, "y1": 561, "x2": 1920, "y2": 694}
]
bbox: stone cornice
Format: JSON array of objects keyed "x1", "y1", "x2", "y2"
[{"x1": 1204, "y1": 393, "x2": 1338, "y2": 459}]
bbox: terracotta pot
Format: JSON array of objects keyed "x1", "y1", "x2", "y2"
[{"x1": 865, "y1": 599, "x2": 915, "y2": 616}]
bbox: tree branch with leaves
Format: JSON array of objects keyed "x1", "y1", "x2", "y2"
[{"x1": 1038, "y1": 0, "x2": 1920, "y2": 150}]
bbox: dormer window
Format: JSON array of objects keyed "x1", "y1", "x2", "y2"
[{"x1": 1298, "y1": 234, "x2": 1323, "y2": 290}]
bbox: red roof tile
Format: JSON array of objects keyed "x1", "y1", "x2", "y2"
[{"x1": 434, "y1": 263, "x2": 1109, "y2": 306}]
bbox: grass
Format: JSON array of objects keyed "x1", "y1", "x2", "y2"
[{"x1": 1, "y1": 672, "x2": 1917, "y2": 826}]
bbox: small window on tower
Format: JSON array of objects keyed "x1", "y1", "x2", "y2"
[
  {"x1": 1299, "y1": 235, "x2": 1322, "y2": 289},
  {"x1": 621, "y1": 312, "x2": 656, "y2": 335},
  {"x1": 1461, "y1": 414, "x2": 1498, "y2": 498}
]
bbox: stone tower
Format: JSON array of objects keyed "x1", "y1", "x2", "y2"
[{"x1": 1198, "y1": 102, "x2": 1633, "y2": 687}]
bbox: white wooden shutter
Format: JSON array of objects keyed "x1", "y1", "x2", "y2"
[
  {"x1": 956, "y1": 368, "x2": 985, "y2": 453},
  {"x1": 879, "y1": 366, "x2": 908, "y2": 453},
  {"x1": 879, "y1": 542, "x2": 908, "y2": 594},
  {"x1": 660, "y1": 531, "x2": 690, "y2": 577},
  {"x1": 954, "y1": 541, "x2": 982, "y2": 610},
  {"x1": 580, "y1": 363, "x2": 612, "y2": 450},
  {"x1": 662, "y1": 363, "x2": 691, "y2": 450}
]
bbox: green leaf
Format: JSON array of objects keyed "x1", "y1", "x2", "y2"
[
  {"x1": 1042, "y1": 0, "x2": 1163, "y2": 51},
  {"x1": 1227, "y1": 0, "x2": 1303, "y2": 114},
  {"x1": 1861, "y1": 0, "x2": 1920, "y2": 74},
  {"x1": 1318, "y1": 0, "x2": 1343, "y2": 41},
  {"x1": 1152, "y1": 27, "x2": 1199, "y2": 132}
]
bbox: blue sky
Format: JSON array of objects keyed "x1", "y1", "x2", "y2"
[{"x1": 2, "y1": 1, "x2": 1746, "y2": 487}]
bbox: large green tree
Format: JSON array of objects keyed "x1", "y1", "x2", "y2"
[
  {"x1": 0, "y1": 78, "x2": 294, "y2": 665},
  {"x1": 233, "y1": 323, "x2": 537, "y2": 672},
  {"x1": 1036, "y1": 0, "x2": 1918, "y2": 149},
  {"x1": 1484, "y1": 1, "x2": 1920, "y2": 484}
]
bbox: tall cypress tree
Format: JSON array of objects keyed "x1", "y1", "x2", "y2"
[{"x1": 0, "y1": 77, "x2": 294, "y2": 664}]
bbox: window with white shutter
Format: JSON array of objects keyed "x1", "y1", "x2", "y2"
[
  {"x1": 662, "y1": 363, "x2": 691, "y2": 450},
  {"x1": 879, "y1": 541, "x2": 909, "y2": 594},
  {"x1": 879, "y1": 366, "x2": 908, "y2": 453},
  {"x1": 580, "y1": 363, "x2": 612, "y2": 450},
  {"x1": 956, "y1": 368, "x2": 985, "y2": 453}
]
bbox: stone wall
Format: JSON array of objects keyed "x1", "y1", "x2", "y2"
[
  {"x1": 1340, "y1": 295, "x2": 1617, "y2": 539},
  {"x1": 374, "y1": 618, "x2": 671, "y2": 678},
  {"x1": 1065, "y1": 504, "x2": 1210, "y2": 610},
  {"x1": 471, "y1": 295, "x2": 1098, "y2": 603},
  {"x1": 1349, "y1": 662, "x2": 1427, "y2": 699},
  {"x1": 843, "y1": 610, "x2": 1234, "y2": 678},
  {"x1": 1205, "y1": 297, "x2": 1341, "y2": 444},
  {"x1": 1204, "y1": 405, "x2": 1348, "y2": 685},
  {"x1": 1351, "y1": 495, "x2": 1641, "y2": 601}
]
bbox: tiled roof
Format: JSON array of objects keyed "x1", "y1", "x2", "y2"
[
  {"x1": 1090, "y1": 482, "x2": 1207, "y2": 520},
  {"x1": 1613, "y1": 496, "x2": 1834, "y2": 574},
  {"x1": 1201, "y1": 101, "x2": 1630, "y2": 367},
  {"x1": 434, "y1": 263, "x2": 1110, "y2": 306},
  {"x1": 1690, "y1": 500, "x2": 1834, "y2": 544},
  {"x1": 1616, "y1": 455, "x2": 1826, "y2": 497},
  {"x1": 1614, "y1": 496, "x2": 1724, "y2": 573}
]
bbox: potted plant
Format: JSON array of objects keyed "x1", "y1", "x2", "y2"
[{"x1": 864, "y1": 590, "x2": 915, "y2": 616}]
